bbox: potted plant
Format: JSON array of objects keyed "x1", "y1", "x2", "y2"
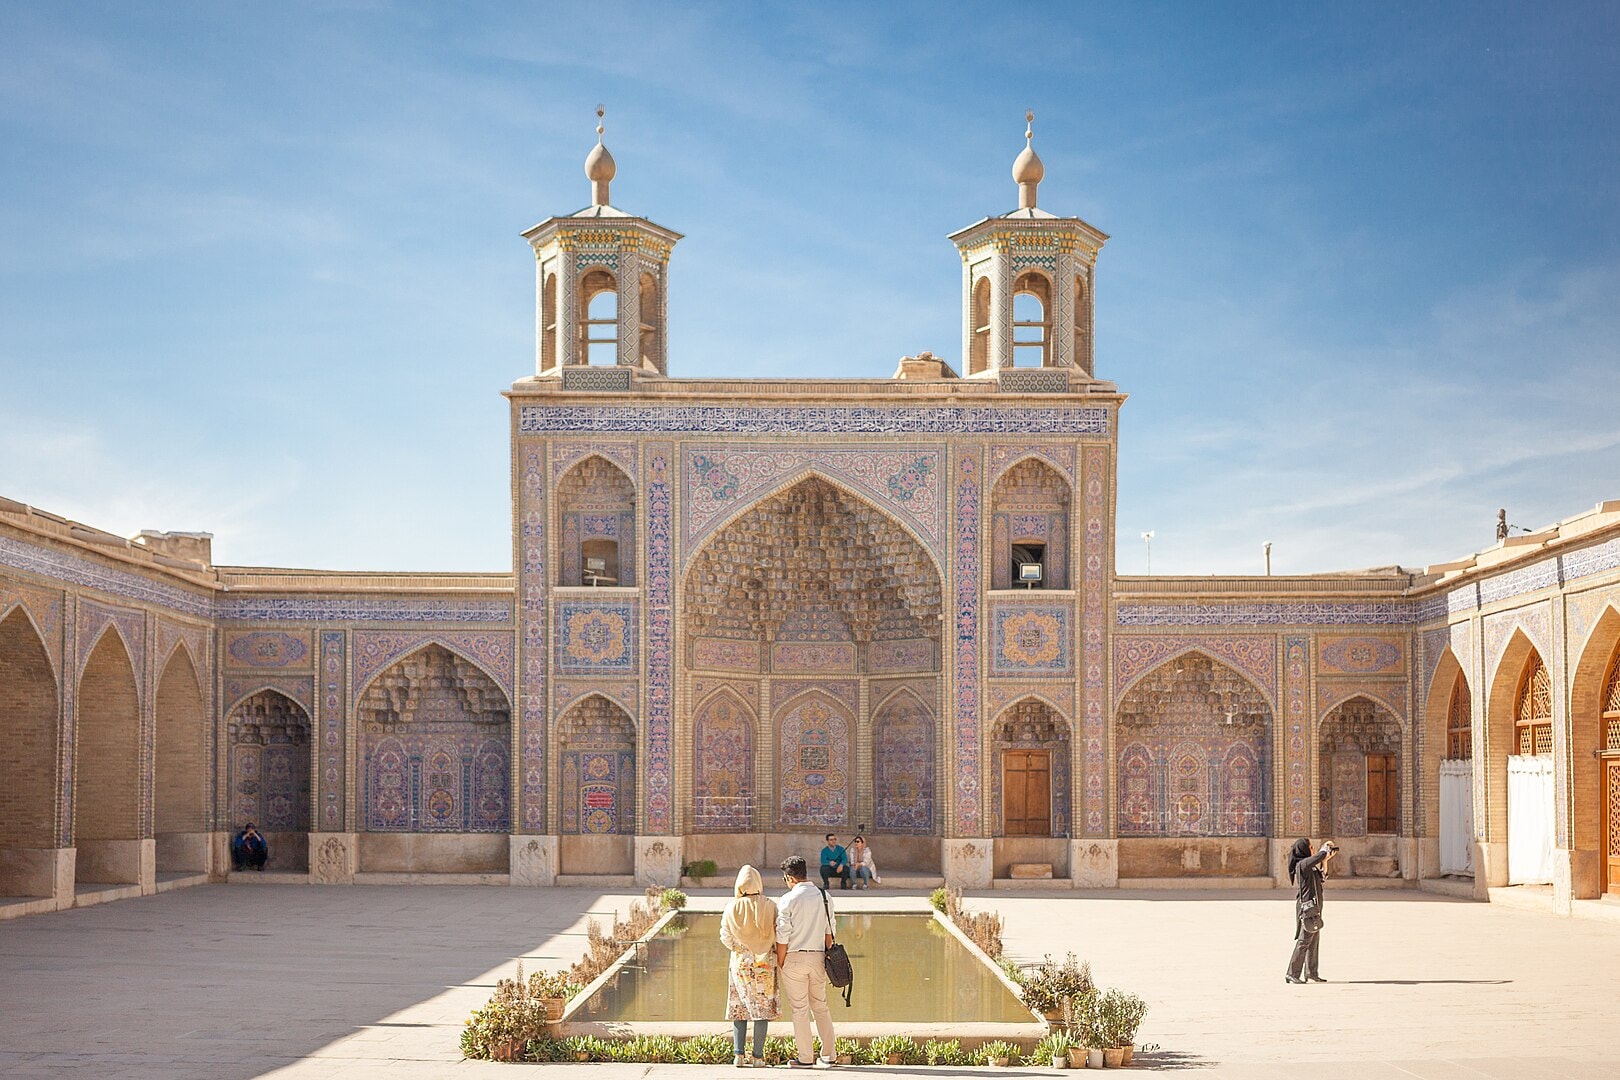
[
  {"x1": 526, "y1": 968, "x2": 579, "y2": 1022},
  {"x1": 1020, "y1": 953, "x2": 1096, "y2": 1026},
  {"x1": 461, "y1": 962, "x2": 553, "y2": 1061},
  {"x1": 869, "y1": 1034, "x2": 922, "y2": 1065},
  {"x1": 925, "y1": 1039, "x2": 969, "y2": 1066},
  {"x1": 1048, "y1": 1029, "x2": 1077, "y2": 1069},
  {"x1": 975, "y1": 1039, "x2": 1019, "y2": 1067},
  {"x1": 1109, "y1": 990, "x2": 1148, "y2": 1065},
  {"x1": 835, "y1": 1036, "x2": 865, "y2": 1065}
]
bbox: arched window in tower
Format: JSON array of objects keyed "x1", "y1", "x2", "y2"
[
  {"x1": 1012, "y1": 270, "x2": 1051, "y2": 367},
  {"x1": 557, "y1": 456, "x2": 636, "y2": 587},
  {"x1": 990, "y1": 457, "x2": 1070, "y2": 589},
  {"x1": 1073, "y1": 273, "x2": 1090, "y2": 374},
  {"x1": 578, "y1": 268, "x2": 618, "y2": 365},
  {"x1": 541, "y1": 272, "x2": 559, "y2": 371},
  {"x1": 638, "y1": 271, "x2": 661, "y2": 371},
  {"x1": 969, "y1": 276, "x2": 992, "y2": 375},
  {"x1": 1515, "y1": 653, "x2": 1553, "y2": 756}
]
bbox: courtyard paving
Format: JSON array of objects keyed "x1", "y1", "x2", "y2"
[{"x1": 0, "y1": 882, "x2": 1616, "y2": 1079}]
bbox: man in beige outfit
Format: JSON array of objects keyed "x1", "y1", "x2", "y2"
[{"x1": 774, "y1": 855, "x2": 836, "y2": 1067}]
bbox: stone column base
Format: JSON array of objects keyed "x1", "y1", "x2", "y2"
[
  {"x1": 1397, "y1": 837, "x2": 1418, "y2": 880},
  {"x1": 1473, "y1": 840, "x2": 1507, "y2": 899},
  {"x1": 1069, "y1": 839, "x2": 1118, "y2": 888},
  {"x1": 209, "y1": 831, "x2": 233, "y2": 882},
  {"x1": 310, "y1": 833, "x2": 358, "y2": 884},
  {"x1": 634, "y1": 836, "x2": 683, "y2": 888},
  {"x1": 510, "y1": 835, "x2": 559, "y2": 886},
  {"x1": 942, "y1": 839, "x2": 993, "y2": 889},
  {"x1": 1415, "y1": 836, "x2": 1441, "y2": 879}
]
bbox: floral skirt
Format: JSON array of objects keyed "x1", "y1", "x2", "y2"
[{"x1": 726, "y1": 949, "x2": 779, "y2": 1021}]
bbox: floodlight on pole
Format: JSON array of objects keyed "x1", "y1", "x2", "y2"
[{"x1": 1141, "y1": 530, "x2": 1155, "y2": 575}]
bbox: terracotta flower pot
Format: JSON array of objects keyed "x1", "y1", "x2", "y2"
[
  {"x1": 490, "y1": 1037, "x2": 525, "y2": 1062},
  {"x1": 1104, "y1": 1047, "x2": 1125, "y2": 1067},
  {"x1": 886, "y1": 1054, "x2": 905, "y2": 1065},
  {"x1": 1120, "y1": 1046, "x2": 1133, "y2": 1065},
  {"x1": 992, "y1": 1056, "x2": 1012, "y2": 1067},
  {"x1": 1086, "y1": 1048, "x2": 1104, "y2": 1068}
]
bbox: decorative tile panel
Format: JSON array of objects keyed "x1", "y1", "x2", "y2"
[
  {"x1": 352, "y1": 630, "x2": 515, "y2": 698},
  {"x1": 680, "y1": 445, "x2": 945, "y2": 560},
  {"x1": 1318, "y1": 635, "x2": 1403, "y2": 675},
  {"x1": 76, "y1": 598, "x2": 145, "y2": 691},
  {"x1": 551, "y1": 440, "x2": 639, "y2": 485},
  {"x1": 556, "y1": 599, "x2": 637, "y2": 675},
  {"x1": 1283, "y1": 636, "x2": 1309, "y2": 834},
  {"x1": 1316, "y1": 680, "x2": 1406, "y2": 722},
  {"x1": 771, "y1": 642, "x2": 856, "y2": 672},
  {"x1": 692, "y1": 688, "x2": 755, "y2": 832},
  {"x1": 1117, "y1": 601, "x2": 1417, "y2": 627},
  {"x1": 1568, "y1": 586, "x2": 1620, "y2": 659},
  {"x1": 224, "y1": 675, "x2": 314, "y2": 716},
  {"x1": 691, "y1": 637, "x2": 762, "y2": 672},
  {"x1": 644, "y1": 442, "x2": 675, "y2": 832},
  {"x1": 225, "y1": 630, "x2": 311, "y2": 669},
  {"x1": 0, "y1": 579, "x2": 63, "y2": 674},
  {"x1": 952, "y1": 448, "x2": 983, "y2": 834},
  {"x1": 1080, "y1": 445, "x2": 1108, "y2": 835},
  {"x1": 776, "y1": 687, "x2": 853, "y2": 828},
  {"x1": 216, "y1": 596, "x2": 511, "y2": 624},
  {"x1": 1484, "y1": 603, "x2": 1553, "y2": 679},
  {"x1": 1114, "y1": 635, "x2": 1279, "y2": 708},
  {"x1": 988, "y1": 444, "x2": 1077, "y2": 484},
  {"x1": 989, "y1": 601, "x2": 1072, "y2": 675},
  {"x1": 518, "y1": 442, "x2": 547, "y2": 831},
  {"x1": 319, "y1": 631, "x2": 345, "y2": 830},
  {"x1": 521, "y1": 403, "x2": 1112, "y2": 436},
  {"x1": 868, "y1": 638, "x2": 935, "y2": 674},
  {"x1": 0, "y1": 534, "x2": 211, "y2": 618}
]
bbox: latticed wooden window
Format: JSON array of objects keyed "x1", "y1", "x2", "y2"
[
  {"x1": 1446, "y1": 672, "x2": 1472, "y2": 759},
  {"x1": 1515, "y1": 654, "x2": 1553, "y2": 757},
  {"x1": 1603, "y1": 648, "x2": 1620, "y2": 752}
]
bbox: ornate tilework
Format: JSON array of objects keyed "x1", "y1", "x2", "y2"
[
  {"x1": 771, "y1": 642, "x2": 856, "y2": 672},
  {"x1": 521, "y1": 403, "x2": 1113, "y2": 436},
  {"x1": 691, "y1": 677, "x2": 759, "y2": 709},
  {"x1": 1080, "y1": 445, "x2": 1107, "y2": 835},
  {"x1": 1318, "y1": 635, "x2": 1403, "y2": 675},
  {"x1": 155, "y1": 618, "x2": 207, "y2": 674},
  {"x1": 0, "y1": 534, "x2": 211, "y2": 618},
  {"x1": 551, "y1": 441, "x2": 639, "y2": 485},
  {"x1": 873, "y1": 689, "x2": 935, "y2": 833},
  {"x1": 1317, "y1": 680, "x2": 1405, "y2": 723},
  {"x1": 989, "y1": 698, "x2": 1071, "y2": 837},
  {"x1": 0, "y1": 579, "x2": 63, "y2": 674},
  {"x1": 555, "y1": 679, "x2": 639, "y2": 713},
  {"x1": 1562, "y1": 536, "x2": 1620, "y2": 583},
  {"x1": 319, "y1": 631, "x2": 345, "y2": 831},
  {"x1": 225, "y1": 630, "x2": 311, "y2": 669},
  {"x1": 692, "y1": 688, "x2": 755, "y2": 832},
  {"x1": 1283, "y1": 636, "x2": 1309, "y2": 834},
  {"x1": 691, "y1": 637, "x2": 762, "y2": 672},
  {"x1": 226, "y1": 689, "x2": 311, "y2": 832},
  {"x1": 1479, "y1": 555, "x2": 1562, "y2": 606},
  {"x1": 352, "y1": 630, "x2": 515, "y2": 698},
  {"x1": 986, "y1": 681, "x2": 1075, "y2": 717},
  {"x1": 989, "y1": 444, "x2": 1078, "y2": 484},
  {"x1": 868, "y1": 638, "x2": 935, "y2": 674},
  {"x1": 776, "y1": 688, "x2": 852, "y2": 827},
  {"x1": 1484, "y1": 603, "x2": 1553, "y2": 681},
  {"x1": 1114, "y1": 635, "x2": 1279, "y2": 708},
  {"x1": 645, "y1": 442, "x2": 675, "y2": 832},
  {"x1": 679, "y1": 446, "x2": 946, "y2": 560},
  {"x1": 952, "y1": 448, "x2": 983, "y2": 834},
  {"x1": 76, "y1": 598, "x2": 145, "y2": 694},
  {"x1": 224, "y1": 676, "x2": 314, "y2": 716},
  {"x1": 1117, "y1": 601, "x2": 1418, "y2": 626},
  {"x1": 1417, "y1": 625, "x2": 1455, "y2": 710},
  {"x1": 56, "y1": 595, "x2": 75, "y2": 845},
  {"x1": 556, "y1": 599, "x2": 637, "y2": 675},
  {"x1": 1568, "y1": 586, "x2": 1620, "y2": 660},
  {"x1": 518, "y1": 441, "x2": 547, "y2": 831},
  {"x1": 215, "y1": 596, "x2": 512, "y2": 624},
  {"x1": 990, "y1": 602, "x2": 1072, "y2": 675}
]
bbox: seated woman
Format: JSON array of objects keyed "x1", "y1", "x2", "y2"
[
  {"x1": 850, "y1": 835, "x2": 880, "y2": 890},
  {"x1": 231, "y1": 823, "x2": 269, "y2": 871}
]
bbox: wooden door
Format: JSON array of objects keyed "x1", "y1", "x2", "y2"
[
  {"x1": 1605, "y1": 759, "x2": 1620, "y2": 895},
  {"x1": 1003, "y1": 750, "x2": 1051, "y2": 836},
  {"x1": 1366, "y1": 753, "x2": 1398, "y2": 834}
]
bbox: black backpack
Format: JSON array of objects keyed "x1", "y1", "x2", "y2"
[{"x1": 820, "y1": 888, "x2": 853, "y2": 1006}]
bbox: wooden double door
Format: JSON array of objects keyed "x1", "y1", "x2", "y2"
[{"x1": 1004, "y1": 750, "x2": 1052, "y2": 836}]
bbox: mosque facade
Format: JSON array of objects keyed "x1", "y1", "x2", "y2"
[{"x1": 3, "y1": 119, "x2": 1619, "y2": 919}]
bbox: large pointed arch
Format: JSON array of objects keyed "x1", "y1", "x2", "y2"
[
  {"x1": 226, "y1": 688, "x2": 311, "y2": 870},
  {"x1": 1485, "y1": 629, "x2": 1544, "y2": 844},
  {"x1": 1570, "y1": 604, "x2": 1620, "y2": 897},
  {"x1": 775, "y1": 687, "x2": 854, "y2": 829},
  {"x1": 74, "y1": 626, "x2": 141, "y2": 886},
  {"x1": 1420, "y1": 648, "x2": 1468, "y2": 840},
  {"x1": 154, "y1": 644, "x2": 209, "y2": 872},
  {"x1": 990, "y1": 697, "x2": 1071, "y2": 838},
  {"x1": 0, "y1": 605, "x2": 61, "y2": 897},
  {"x1": 1114, "y1": 650, "x2": 1272, "y2": 838}
]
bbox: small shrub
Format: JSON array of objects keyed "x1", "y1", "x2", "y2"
[
  {"x1": 682, "y1": 858, "x2": 719, "y2": 880},
  {"x1": 1095, "y1": 987, "x2": 1149, "y2": 1048},
  {"x1": 659, "y1": 886, "x2": 689, "y2": 911},
  {"x1": 929, "y1": 886, "x2": 951, "y2": 912},
  {"x1": 1020, "y1": 952, "x2": 1094, "y2": 1017},
  {"x1": 869, "y1": 1034, "x2": 923, "y2": 1065},
  {"x1": 460, "y1": 961, "x2": 556, "y2": 1060},
  {"x1": 974, "y1": 1039, "x2": 1020, "y2": 1066},
  {"x1": 998, "y1": 956, "x2": 1027, "y2": 985},
  {"x1": 679, "y1": 1033, "x2": 732, "y2": 1064},
  {"x1": 925, "y1": 1038, "x2": 969, "y2": 1066},
  {"x1": 835, "y1": 1036, "x2": 869, "y2": 1064},
  {"x1": 525, "y1": 1036, "x2": 571, "y2": 1062},
  {"x1": 762, "y1": 1034, "x2": 799, "y2": 1065}
]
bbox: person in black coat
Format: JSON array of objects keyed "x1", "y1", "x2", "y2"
[
  {"x1": 231, "y1": 823, "x2": 269, "y2": 871},
  {"x1": 1285, "y1": 837, "x2": 1336, "y2": 984}
]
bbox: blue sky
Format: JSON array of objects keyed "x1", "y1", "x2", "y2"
[{"x1": 1, "y1": 2, "x2": 1616, "y2": 574}]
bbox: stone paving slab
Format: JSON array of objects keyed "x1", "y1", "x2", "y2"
[{"x1": 1, "y1": 883, "x2": 1618, "y2": 1078}]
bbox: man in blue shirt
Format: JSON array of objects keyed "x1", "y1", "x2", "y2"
[{"x1": 819, "y1": 833, "x2": 850, "y2": 890}]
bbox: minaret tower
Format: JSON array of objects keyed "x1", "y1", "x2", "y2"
[
  {"x1": 523, "y1": 108, "x2": 683, "y2": 376},
  {"x1": 948, "y1": 112, "x2": 1108, "y2": 379}
]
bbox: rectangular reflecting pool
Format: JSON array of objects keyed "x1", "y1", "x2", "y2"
[{"x1": 569, "y1": 912, "x2": 1035, "y2": 1025}]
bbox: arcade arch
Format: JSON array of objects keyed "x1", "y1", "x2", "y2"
[
  {"x1": 1485, "y1": 635, "x2": 1555, "y2": 885},
  {"x1": 227, "y1": 689, "x2": 311, "y2": 871},
  {"x1": 75, "y1": 629, "x2": 141, "y2": 886},
  {"x1": 154, "y1": 646, "x2": 209, "y2": 873},
  {"x1": 1570, "y1": 605, "x2": 1620, "y2": 897},
  {"x1": 1115, "y1": 652, "x2": 1271, "y2": 838},
  {"x1": 0, "y1": 607, "x2": 59, "y2": 897},
  {"x1": 1319, "y1": 696, "x2": 1402, "y2": 837}
]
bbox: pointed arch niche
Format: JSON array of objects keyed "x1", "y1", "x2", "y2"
[
  {"x1": 556, "y1": 694, "x2": 636, "y2": 875},
  {"x1": 1319, "y1": 696, "x2": 1402, "y2": 838},
  {"x1": 1484, "y1": 633, "x2": 1554, "y2": 887},
  {"x1": 227, "y1": 689, "x2": 311, "y2": 871},
  {"x1": 1420, "y1": 650, "x2": 1475, "y2": 879},
  {"x1": 872, "y1": 687, "x2": 936, "y2": 835},
  {"x1": 155, "y1": 645, "x2": 210, "y2": 874},
  {"x1": 0, "y1": 606, "x2": 61, "y2": 898},
  {"x1": 690, "y1": 688, "x2": 756, "y2": 833},
  {"x1": 357, "y1": 644, "x2": 511, "y2": 835},
  {"x1": 558, "y1": 455, "x2": 636, "y2": 587},
  {"x1": 75, "y1": 628, "x2": 142, "y2": 887},
  {"x1": 1569, "y1": 604, "x2": 1620, "y2": 898},
  {"x1": 1115, "y1": 652, "x2": 1272, "y2": 839},
  {"x1": 991, "y1": 698, "x2": 1070, "y2": 838},
  {"x1": 991, "y1": 458, "x2": 1070, "y2": 589}
]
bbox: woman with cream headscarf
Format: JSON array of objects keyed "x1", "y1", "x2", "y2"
[{"x1": 720, "y1": 864, "x2": 780, "y2": 1067}]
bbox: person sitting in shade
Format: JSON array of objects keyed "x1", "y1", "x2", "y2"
[
  {"x1": 818, "y1": 834, "x2": 850, "y2": 890},
  {"x1": 850, "y1": 835, "x2": 880, "y2": 889},
  {"x1": 232, "y1": 823, "x2": 268, "y2": 872}
]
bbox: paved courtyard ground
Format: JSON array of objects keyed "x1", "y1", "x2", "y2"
[{"x1": 1, "y1": 883, "x2": 1617, "y2": 1079}]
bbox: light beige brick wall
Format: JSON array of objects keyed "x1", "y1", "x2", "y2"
[
  {"x1": 155, "y1": 648, "x2": 208, "y2": 834},
  {"x1": 0, "y1": 608, "x2": 58, "y2": 848},
  {"x1": 75, "y1": 632, "x2": 141, "y2": 842}
]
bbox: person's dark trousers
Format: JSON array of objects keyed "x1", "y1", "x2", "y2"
[
  {"x1": 1285, "y1": 913, "x2": 1320, "y2": 980},
  {"x1": 246, "y1": 847, "x2": 268, "y2": 870},
  {"x1": 230, "y1": 840, "x2": 246, "y2": 872},
  {"x1": 820, "y1": 863, "x2": 850, "y2": 890}
]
